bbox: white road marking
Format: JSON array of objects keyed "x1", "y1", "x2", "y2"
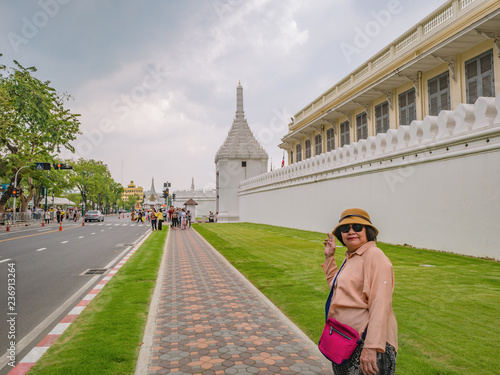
[
  {"x1": 0, "y1": 258, "x2": 12, "y2": 263},
  {"x1": 61, "y1": 241, "x2": 68, "y2": 244},
  {"x1": 36, "y1": 248, "x2": 47, "y2": 252},
  {"x1": 101, "y1": 230, "x2": 105, "y2": 232},
  {"x1": 78, "y1": 236, "x2": 84, "y2": 239},
  {"x1": 91, "y1": 232, "x2": 96, "y2": 235},
  {"x1": 0, "y1": 274, "x2": 102, "y2": 369}
]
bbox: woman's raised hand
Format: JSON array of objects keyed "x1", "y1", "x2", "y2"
[{"x1": 323, "y1": 232, "x2": 336, "y2": 259}]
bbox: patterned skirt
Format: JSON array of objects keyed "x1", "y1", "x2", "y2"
[{"x1": 331, "y1": 342, "x2": 397, "y2": 375}]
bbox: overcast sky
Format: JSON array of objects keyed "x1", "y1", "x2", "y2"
[{"x1": 0, "y1": 0, "x2": 445, "y2": 192}]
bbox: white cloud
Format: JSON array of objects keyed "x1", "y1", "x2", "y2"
[{"x1": 0, "y1": 0, "x2": 444, "y2": 191}]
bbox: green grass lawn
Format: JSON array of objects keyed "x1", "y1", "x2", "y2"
[
  {"x1": 193, "y1": 222, "x2": 500, "y2": 375},
  {"x1": 28, "y1": 229, "x2": 167, "y2": 375}
]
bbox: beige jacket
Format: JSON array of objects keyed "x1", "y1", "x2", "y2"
[{"x1": 322, "y1": 241, "x2": 398, "y2": 352}]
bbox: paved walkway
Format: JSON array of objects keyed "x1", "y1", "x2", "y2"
[{"x1": 139, "y1": 227, "x2": 331, "y2": 375}]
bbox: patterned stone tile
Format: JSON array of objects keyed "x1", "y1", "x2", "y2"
[{"x1": 145, "y1": 229, "x2": 331, "y2": 374}]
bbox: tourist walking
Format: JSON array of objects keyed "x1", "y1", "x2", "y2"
[
  {"x1": 157, "y1": 209, "x2": 163, "y2": 230},
  {"x1": 171, "y1": 209, "x2": 178, "y2": 228},
  {"x1": 44, "y1": 210, "x2": 50, "y2": 224},
  {"x1": 150, "y1": 209, "x2": 157, "y2": 231},
  {"x1": 322, "y1": 208, "x2": 397, "y2": 375},
  {"x1": 180, "y1": 208, "x2": 187, "y2": 230}
]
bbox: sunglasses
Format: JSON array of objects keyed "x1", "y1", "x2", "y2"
[{"x1": 339, "y1": 224, "x2": 364, "y2": 233}]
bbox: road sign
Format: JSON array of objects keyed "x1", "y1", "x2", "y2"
[{"x1": 35, "y1": 162, "x2": 52, "y2": 170}]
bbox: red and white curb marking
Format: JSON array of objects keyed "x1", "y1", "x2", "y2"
[{"x1": 7, "y1": 234, "x2": 150, "y2": 375}]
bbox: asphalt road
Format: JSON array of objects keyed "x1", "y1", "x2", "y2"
[{"x1": 0, "y1": 214, "x2": 151, "y2": 374}]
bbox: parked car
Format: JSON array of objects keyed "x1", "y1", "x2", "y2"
[{"x1": 84, "y1": 210, "x2": 104, "y2": 222}]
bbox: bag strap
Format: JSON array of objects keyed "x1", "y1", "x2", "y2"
[
  {"x1": 324, "y1": 258, "x2": 369, "y2": 341},
  {"x1": 324, "y1": 258, "x2": 347, "y2": 322}
]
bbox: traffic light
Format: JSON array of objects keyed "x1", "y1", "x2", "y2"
[
  {"x1": 162, "y1": 188, "x2": 169, "y2": 199},
  {"x1": 53, "y1": 163, "x2": 73, "y2": 170},
  {"x1": 172, "y1": 193, "x2": 176, "y2": 200},
  {"x1": 11, "y1": 189, "x2": 20, "y2": 197}
]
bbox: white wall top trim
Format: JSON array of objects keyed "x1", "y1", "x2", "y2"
[{"x1": 241, "y1": 95, "x2": 500, "y2": 194}]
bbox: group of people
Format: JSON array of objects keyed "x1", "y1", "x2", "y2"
[
  {"x1": 134, "y1": 206, "x2": 195, "y2": 231},
  {"x1": 43, "y1": 207, "x2": 79, "y2": 224},
  {"x1": 168, "y1": 207, "x2": 191, "y2": 230},
  {"x1": 135, "y1": 208, "x2": 165, "y2": 231}
]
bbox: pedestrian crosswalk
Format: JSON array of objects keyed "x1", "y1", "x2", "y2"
[{"x1": 86, "y1": 223, "x2": 150, "y2": 227}]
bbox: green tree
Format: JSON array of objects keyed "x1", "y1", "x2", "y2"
[
  {"x1": 0, "y1": 59, "x2": 81, "y2": 212},
  {"x1": 68, "y1": 159, "x2": 123, "y2": 214}
]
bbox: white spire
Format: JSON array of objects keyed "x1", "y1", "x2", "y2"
[
  {"x1": 236, "y1": 82, "x2": 244, "y2": 119},
  {"x1": 149, "y1": 177, "x2": 156, "y2": 194}
]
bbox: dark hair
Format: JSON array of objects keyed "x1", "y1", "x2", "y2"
[
  {"x1": 366, "y1": 226, "x2": 377, "y2": 242},
  {"x1": 335, "y1": 225, "x2": 377, "y2": 246}
]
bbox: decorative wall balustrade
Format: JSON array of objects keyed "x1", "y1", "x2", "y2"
[{"x1": 241, "y1": 94, "x2": 500, "y2": 194}]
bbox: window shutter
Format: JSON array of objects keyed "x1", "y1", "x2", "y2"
[
  {"x1": 430, "y1": 96, "x2": 438, "y2": 116},
  {"x1": 440, "y1": 92, "x2": 448, "y2": 112},
  {"x1": 482, "y1": 73, "x2": 493, "y2": 97},
  {"x1": 468, "y1": 80, "x2": 478, "y2": 104}
]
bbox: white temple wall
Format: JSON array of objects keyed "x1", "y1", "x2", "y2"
[
  {"x1": 218, "y1": 158, "x2": 264, "y2": 221},
  {"x1": 196, "y1": 199, "x2": 216, "y2": 218},
  {"x1": 239, "y1": 95, "x2": 500, "y2": 259}
]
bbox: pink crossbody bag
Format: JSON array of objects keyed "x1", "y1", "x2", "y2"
[{"x1": 318, "y1": 259, "x2": 367, "y2": 365}]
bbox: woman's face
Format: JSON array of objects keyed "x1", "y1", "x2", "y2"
[{"x1": 341, "y1": 224, "x2": 368, "y2": 252}]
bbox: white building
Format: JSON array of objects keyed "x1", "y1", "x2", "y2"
[
  {"x1": 172, "y1": 178, "x2": 216, "y2": 219},
  {"x1": 215, "y1": 83, "x2": 268, "y2": 222}
]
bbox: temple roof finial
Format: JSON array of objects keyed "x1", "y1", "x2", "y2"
[{"x1": 236, "y1": 82, "x2": 244, "y2": 118}]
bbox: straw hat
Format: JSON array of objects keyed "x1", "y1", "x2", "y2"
[{"x1": 333, "y1": 208, "x2": 379, "y2": 238}]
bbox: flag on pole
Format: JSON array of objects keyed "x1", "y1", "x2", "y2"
[{"x1": 281, "y1": 152, "x2": 285, "y2": 167}]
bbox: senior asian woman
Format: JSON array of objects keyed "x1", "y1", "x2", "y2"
[{"x1": 322, "y1": 208, "x2": 397, "y2": 375}]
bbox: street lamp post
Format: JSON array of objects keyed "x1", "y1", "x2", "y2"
[{"x1": 81, "y1": 171, "x2": 87, "y2": 216}]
